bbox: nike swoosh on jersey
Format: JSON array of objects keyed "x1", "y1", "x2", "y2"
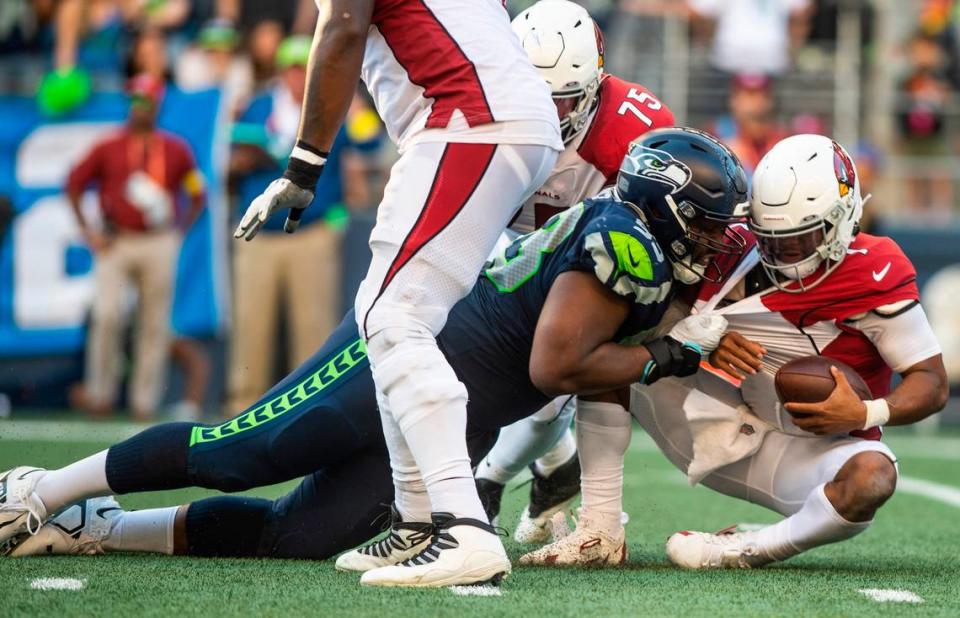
[
  {"x1": 627, "y1": 245, "x2": 647, "y2": 271},
  {"x1": 96, "y1": 507, "x2": 122, "y2": 518},
  {"x1": 872, "y1": 262, "x2": 892, "y2": 281}
]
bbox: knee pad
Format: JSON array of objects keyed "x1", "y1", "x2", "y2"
[
  {"x1": 185, "y1": 496, "x2": 273, "y2": 558},
  {"x1": 105, "y1": 423, "x2": 194, "y2": 493},
  {"x1": 367, "y1": 328, "x2": 468, "y2": 431}
]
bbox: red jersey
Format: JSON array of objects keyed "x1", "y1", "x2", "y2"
[
  {"x1": 66, "y1": 128, "x2": 198, "y2": 232},
  {"x1": 511, "y1": 75, "x2": 675, "y2": 233},
  {"x1": 697, "y1": 233, "x2": 922, "y2": 440}
]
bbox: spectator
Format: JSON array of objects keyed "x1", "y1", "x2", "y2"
[
  {"x1": 688, "y1": 0, "x2": 812, "y2": 77},
  {"x1": 709, "y1": 74, "x2": 787, "y2": 176},
  {"x1": 126, "y1": 25, "x2": 171, "y2": 80},
  {"x1": 226, "y1": 36, "x2": 382, "y2": 412},
  {"x1": 246, "y1": 19, "x2": 284, "y2": 89},
  {"x1": 175, "y1": 18, "x2": 254, "y2": 118},
  {"x1": 898, "y1": 29, "x2": 954, "y2": 212},
  {"x1": 604, "y1": 0, "x2": 689, "y2": 95},
  {"x1": 65, "y1": 74, "x2": 206, "y2": 420}
]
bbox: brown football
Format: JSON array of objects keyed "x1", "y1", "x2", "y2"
[{"x1": 775, "y1": 356, "x2": 873, "y2": 406}]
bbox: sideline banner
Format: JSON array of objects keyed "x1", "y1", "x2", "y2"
[{"x1": 0, "y1": 89, "x2": 228, "y2": 357}]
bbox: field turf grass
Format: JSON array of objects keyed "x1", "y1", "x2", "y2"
[{"x1": 1, "y1": 420, "x2": 959, "y2": 617}]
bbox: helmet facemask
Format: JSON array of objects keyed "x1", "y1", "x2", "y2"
[
  {"x1": 646, "y1": 194, "x2": 748, "y2": 284},
  {"x1": 554, "y1": 76, "x2": 600, "y2": 144},
  {"x1": 751, "y1": 200, "x2": 850, "y2": 292}
]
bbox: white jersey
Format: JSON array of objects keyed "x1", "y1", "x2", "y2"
[{"x1": 361, "y1": 0, "x2": 562, "y2": 152}]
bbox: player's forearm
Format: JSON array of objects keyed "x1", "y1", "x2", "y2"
[
  {"x1": 882, "y1": 357, "x2": 949, "y2": 426},
  {"x1": 531, "y1": 341, "x2": 654, "y2": 397},
  {"x1": 296, "y1": 0, "x2": 373, "y2": 152}
]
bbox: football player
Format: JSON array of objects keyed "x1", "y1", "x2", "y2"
[
  {"x1": 521, "y1": 134, "x2": 948, "y2": 568},
  {"x1": 474, "y1": 0, "x2": 677, "y2": 541},
  {"x1": 0, "y1": 130, "x2": 746, "y2": 583},
  {"x1": 233, "y1": 0, "x2": 563, "y2": 587}
]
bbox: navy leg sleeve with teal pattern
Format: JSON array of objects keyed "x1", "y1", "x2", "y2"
[{"x1": 107, "y1": 311, "x2": 381, "y2": 494}]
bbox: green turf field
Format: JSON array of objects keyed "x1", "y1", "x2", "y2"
[{"x1": 2, "y1": 420, "x2": 959, "y2": 617}]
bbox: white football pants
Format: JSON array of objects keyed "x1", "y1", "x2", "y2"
[{"x1": 356, "y1": 140, "x2": 556, "y2": 520}]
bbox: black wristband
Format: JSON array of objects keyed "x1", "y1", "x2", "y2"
[
  {"x1": 283, "y1": 140, "x2": 327, "y2": 192},
  {"x1": 642, "y1": 336, "x2": 702, "y2": 384}
]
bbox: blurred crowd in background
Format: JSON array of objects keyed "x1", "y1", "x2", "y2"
[{"x1": 1, "y1": 0, "x2": 959, "y2": 422}]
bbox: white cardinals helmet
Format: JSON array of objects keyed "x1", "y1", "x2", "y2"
[
  {"x1": 512, "y1": 0, "x2": 604, "y2": 144},
  {"x1": 749, "y1": 134, "x2": 864, "y2": 292}
]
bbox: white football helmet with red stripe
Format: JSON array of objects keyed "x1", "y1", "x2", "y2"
[
  {"x1": 750, "y1": 134, "x2": 865, "y2": 292},
  {"x1": 512, "y1": 0, "x2": 604, "y2": 144}
]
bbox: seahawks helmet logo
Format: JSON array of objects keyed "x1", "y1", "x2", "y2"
[{"x1": 620, "y1": 146, "x2": 692, "y2": 194}]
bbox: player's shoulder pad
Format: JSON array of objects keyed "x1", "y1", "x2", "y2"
[
  {"x1": 578, "y1": 75, "x2": 675, "y2": 181},
  {"x1": 842, "y1": 233, "x2": 917, "y2": 290},
  {"x1": 574, "y1": 199, "x2": 673, "y2": 304}
]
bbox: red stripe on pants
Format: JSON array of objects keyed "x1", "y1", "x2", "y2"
[{"x1": 364, "y1": 142, "x2": 498, "y2": 335}]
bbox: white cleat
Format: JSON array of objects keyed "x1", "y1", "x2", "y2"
[
  {"x1": 513, "y1": 456, "x2": 581, "y2": 545},
  {"x1": 665, "y1": 527, "x2": 768, "y2": 569},
  {"x1": 360, "y1": 514, "x2": 510, "y2": 588},
  {"x1": 0, "y1": 466, "x2": 49, "y2": 555},
  {"x1": 518, "y1": 509, "x2": 627, "y2": 567},
  {"x1": 10, "y1": 496, "x2": 122, "y2": 557},
  {"x1": 335, "y1": 504, "x2": 433, "y2": 573}
]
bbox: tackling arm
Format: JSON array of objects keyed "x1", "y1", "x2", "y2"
[{"x1": 529, "y1": 272, "x2": 700, "y2": 396}]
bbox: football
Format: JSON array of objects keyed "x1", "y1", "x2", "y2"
[{"x1": 774, "y1": 356, "x2": 873, "y2": 405}]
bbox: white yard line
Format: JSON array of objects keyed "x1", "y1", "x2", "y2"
[
  {"x1": 897, "y1": 476, "x2": 960, "y2": 509},
  {"x1": 858, "y1": 589, "x2": 923, "y2": 604},
  {"x1": 30, "y1": 578, "x2": 86, "y2": 591},
  {"x1": 0, "y1": 420, "x2": 143, "y2": 443},
  {"x1": 449, "y1": 585, "x2": 502, "y2": 597}
]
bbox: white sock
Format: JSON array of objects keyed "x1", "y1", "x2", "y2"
[
  {"x1": 402, "y1": 408, "x2": 486, "y2": 522},
  {"x1": 102, "y1": 507, "x2": 177, "y2": 555},
  {"x1": 35, "y1": 450, "x2": 111, "y2": 514},
  {"x1": 377, "y1": 393, "x2": 433, "y2": 522},
  {"x1": 576, "y1": 400, "x2": 631, "y2": 537},
  {"x1": 534, "y1": 430, "x2": 577, "y2": 478},
  {"x1": 749, "y1": 483, "x2": 870, "y2": 563},
  {"x1": 369, "y1": 328, "x2": 487, "y2": 522},
  {"x1": 477, "y1": 398, "x2": 575, "y2": 485}
]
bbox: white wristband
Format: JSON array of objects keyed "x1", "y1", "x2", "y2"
[
  {"x1": 863, "y1": 398, "x2": 890, "y2": 430},
  {"x1": 290, "y1": 145, "x2": 327, "y2": 166}
]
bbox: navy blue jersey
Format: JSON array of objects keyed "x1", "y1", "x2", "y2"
[{"x1": 440, "y1": 196, "x2": 675, "y2": 430}]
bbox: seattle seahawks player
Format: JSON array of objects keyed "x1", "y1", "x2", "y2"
[
  {"x1": 476, "y1": 0, "x2": 677, "y2": 542},
  {"x1": 1, "y1": 130, "x2": 747, "y2": 587}
]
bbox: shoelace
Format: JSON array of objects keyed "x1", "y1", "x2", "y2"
[
  {"x1": 398, "y1": 519, "x2": 504, "y2": 567},
  {"x1": 0, "y1": 484, "x2": 43, "y2": 536},
  {"x1": 399, "y1": 528, "x2": 458, "y2": 567},
  {"x1": 361, "y1": 523, "x2": 433, "y2": 559}
]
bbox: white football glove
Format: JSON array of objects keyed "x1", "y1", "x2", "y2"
[
  {"x1": 234, "y1": 178, "x2": 314, "y2": 241},
  {"x1": 667, "y1": 313, "x2": 728, "y2": 355}
]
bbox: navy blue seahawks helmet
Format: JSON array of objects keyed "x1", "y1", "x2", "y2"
[{"x1": 615, "y1": 127, "x2": 749, "y2": 283}]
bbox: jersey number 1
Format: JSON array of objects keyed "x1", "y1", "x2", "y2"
[{"x1": 617, "y1": 88, "x2": 662, "y2": 126}]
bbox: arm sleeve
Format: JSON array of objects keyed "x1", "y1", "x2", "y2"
[{"x1": 849, "y1": 303, "x2": 942, "y2": 373}]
